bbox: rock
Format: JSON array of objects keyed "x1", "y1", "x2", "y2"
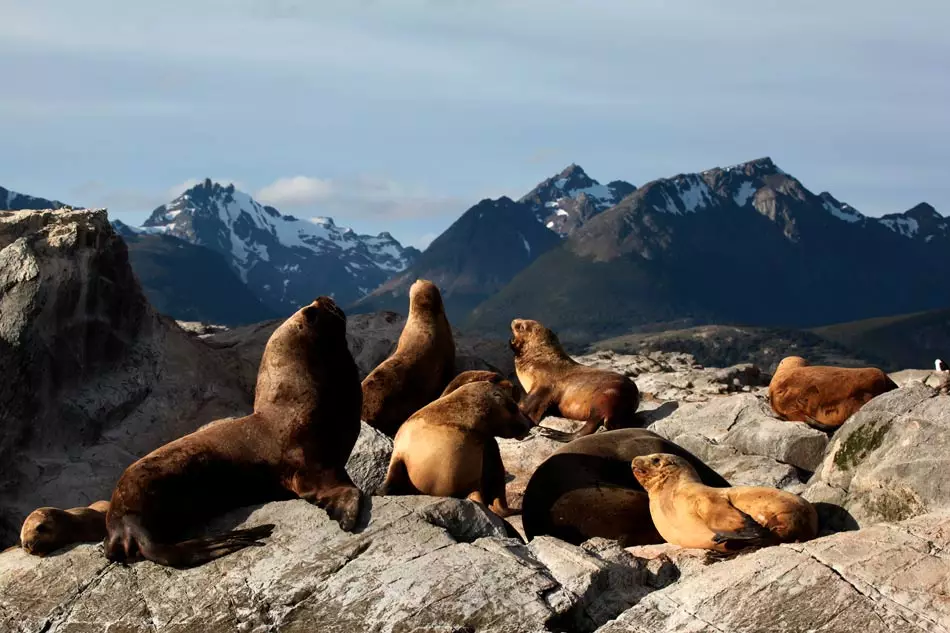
[
  {"x1": 804, "y1": 383, "x2": 950, "y2": 528},
  {"x1": 345, "y1": 422, "x2": 394, "y2": 495},
  {"x1": 621, "y1": 543, "x2": 714, "y2": 590},
  {"x1": 651, "y1": 393, "x2": 828, "y2": 472},
  {"x1": 0, "y1": 496, "x2": 648, "y2": 633},
  {"x1": 598, "y1": 511, "x2": 950, "y2": 632},
  {"x1": 670, "y1": 434, "x2": 802, "y2": 490},
  {"x1": 497, "y1": 429, "x2": 566, "y2": 509},
  {"x1": 0, "y1": 209, "x2": 250, "y2": 544}
]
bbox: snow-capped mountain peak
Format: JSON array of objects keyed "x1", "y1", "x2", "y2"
[
  {"x1": 136, "y1": 179, "x2": 419, "y2": 311},
  {"x1": 818, "y1": 192, "x2": 866, "y2": 224},
  {"x1": 1, "y1": 185, "x2": 70, "y2": 211}
]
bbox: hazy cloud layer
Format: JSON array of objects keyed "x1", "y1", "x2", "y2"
[{"x1": 1, "y1": 0, "x2": 947, "y2": 247}]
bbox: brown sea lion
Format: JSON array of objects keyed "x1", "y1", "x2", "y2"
[
  {"x1": 769, "y1": 356, "x2": 898, "y2": 430},
  {"x1": 104, "y1": 297, "x2": 364, "y2": 568},
  {"x1": 361, "y1": 280, "x2": 455, "y2": 436},
  {"x1": 632, "y1": 453, "x2": 818, "y2": 552},
  {"x1": 20, "y1": 501, "x2": 110, "y2": 556},
  {"x1": 521, "y1": 429, "x2": 729, "y2": 546},
  {"x1": 381, "y1": 381, "x2": 533, "y2": 518},
  {"x1": 440, "y1": 370, "x2": 513, "y2": 398},
  {"x1": 510, "y1": 318, "x2": 640, "y2": 440}
]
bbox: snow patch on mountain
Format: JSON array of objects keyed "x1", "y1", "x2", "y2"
[
  {"x1": 733, "y1": 181, "x2": 757, "y2": 207},
  {"x1": 821, "y1": 199, "x2": 863, "y2": 224},
  {"x1": 880, "y1": 216, "x2": 920, "y2": 237}
]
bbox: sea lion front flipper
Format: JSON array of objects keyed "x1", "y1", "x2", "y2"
[
  {"x1": 520, "y1": 386, "x2": 555, "y2": 425},
  {"x1": 481, "y1": 438, "x2": 519, "y2": 518},
  {"x1": 708, "y1": 506, "x2": 775, "y2": 550}
]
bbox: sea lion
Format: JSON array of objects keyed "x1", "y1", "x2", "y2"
[
  {"x1": 20, "y1": 501, "x2": 110, "y2": 556},
  {"x1": 440, "y1": 370, "x2": 513, "y2": 398},
  {"x1": 104, "y1": 297, "x2": 364, "y2": 568},
  {"x1": 361, "y1": 280, "x2": 455, "y2": 436},
  {"x1": 510, "y1": 318, "x2": 640, "y2": 440},
  {"x1": 631, "y1": 453, "x2": 818, "y2": 552},
  {"x1": 521, "y1": 429, "x2": 729, "y2": 545},
  {"x1": 381, "y1": 381, "x2": 533, "y2": 518},
  {"x1": 769, "y1": 356, "x2": 898, "y2": 430}
]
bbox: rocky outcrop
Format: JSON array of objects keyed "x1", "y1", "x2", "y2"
[
  {"x1": 0, "y1": 209, "x2": 251, "y2": 544},
  {"x1": 599, "y1": 511, "x2": 950, "y2": 632},
  {"x1": 804, "y1": 383, "x2": 949, "y2": 529}
]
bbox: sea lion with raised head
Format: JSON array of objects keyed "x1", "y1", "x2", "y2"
[
  {"x1": 381, "y1": 381, "x2": 533, "y2": 518},
  {"x1": 361, "y1": 280, "x2": 456, "y2": 437},
  {"x1": 631, "y1": 453, "x2": 818, "y2": 552},
  {"x1": 769, "y1": 356, "x2": 897, "y2": 430},
  {"x1": 521, "y1": 429, "x2": 729, "y2": 545},
  {"x1": 20, "y1": 501, "x2": 110, "y2": 556},
  {"x1": 509, "y1": 318, "x2": 640, "y2": 440},
  {"x1": 104, "y1": 297, "x2": 364, "y2": 568}
]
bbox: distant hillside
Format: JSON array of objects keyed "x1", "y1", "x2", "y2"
[
  {"x1": 589, "y1": 324, "x2": 880, "y2": 374},
  {"x1": 0, "y1": 185, "x2": 70, "y2": 211},
  {"x1": 468, "y1": 157, "x2": 949, "y2": 342},
  {"x1": 114, "y1": 222, "x2": 278, "y2": 325},
  {"x1": 812, "y1": 308, "x2": 950, "y2": 371}
]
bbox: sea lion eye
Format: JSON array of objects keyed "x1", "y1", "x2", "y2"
[
  {"x1": 651, "y1": 457, "x2": 661, "y2": 466},
  {"x1": 35, "y1": 524, "x2": 47, "y2": 533}
]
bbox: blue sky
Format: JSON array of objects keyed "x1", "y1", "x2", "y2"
[{"x1": 1, "y1": 1, "x2": 947, "y2": 248}]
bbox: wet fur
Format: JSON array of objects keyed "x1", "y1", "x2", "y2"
[
  {"x1": 510, "y1": 319, "x2": 640, "y2": 440},
  {"x1": 769, "y1": 356, "x2": 897, "y2": 429},
  {"x1": 361, "y1": 280, "x2": 456, "y2": 436},
  {"x1": 104, "y1": 297, "x2": 364, "y2": 568}
]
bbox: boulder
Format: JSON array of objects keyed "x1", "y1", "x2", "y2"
[
  {"x1": 804, "y1": 383, "x2": 950, "y2": 528},
  {"x1": 670, "y1": 434, "x2": 802, "y2": 490},
  {"x1": 597, "y1": 511, "x2": 950, "y2": 632},
  {"x1": 650, "y1": 393, "x2": 828, "y2": 472},
  {"x1": 0, "y1": 209, "x2": 250, "y2": 544},
  {"x1": 345, "y1": 422, "x2": 394, "y2": 496},
  {"x1": 0, "y1": 496, "x2": 650, "y2": 633}
]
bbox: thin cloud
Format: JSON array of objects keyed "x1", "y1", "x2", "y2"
[{"x1": 255, "y1": 176, "x2": 334, "y2": 207}]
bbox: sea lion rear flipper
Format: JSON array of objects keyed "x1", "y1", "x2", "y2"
[
  {"x1": 481, "y1": 438, "x2": 518, "y2": 518},
  {"x1": 709, "y1": 509, "x2": 774, "y2": 550},
  {"x1": 380, "y1": 456, "x2": 411, "y2": 496},
  {"x1": 134, "y1": 524, "x2": 276, "y2": 569}
]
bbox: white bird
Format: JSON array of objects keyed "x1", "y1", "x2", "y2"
[{"x1": 935, "y1": 359, "x2": 948, "y2": 372}]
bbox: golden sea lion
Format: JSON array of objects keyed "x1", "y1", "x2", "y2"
[
  {"x1": 381, "y1": 381, "x2": 533, "y2": 518},
  {"x1": 632, "y1": 453, "x2": 818, "y2": 552},
  {"x1": 440, "y1": 370, "x2": 514, "y2": 398},
  {"x1": 509, "y1": 318, "x2": 640, "y2": 440},
  {"x1": 104, "y1": 297, "x2": 364, "y2": 568},
  {"x1": 361, "y1": 280, "x2": 455, "y2": 436},
  {"x1": 521, "y1": 429, "x2": 729, "y2": 545},
  {"x1": 20, "y1": 501, "x2": 110, "y2": 556},
  {"x1": 769, "y1": 356, "x2": 897, "y2": 430}
]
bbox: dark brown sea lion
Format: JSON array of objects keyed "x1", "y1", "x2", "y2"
[
  {"x1": 510, "y1": 318, "x2": 640, "y2": 440},
  {"x1": 632, "y1": 453, "x2": 818, "y2": 552},
  {"x1": 381, "y1": 381, "x2": 533, "y2": 518},
  {"x1": 361, "y1": 279, "x2": 455, "y2": 436},
  {"x1": 104, "y1": 296, "x2": 364, "y2": 568},
  {"x1": 20, "y1": 501, "x2": 110, "y2": 556},
  {"x1": 521, "y1": 429, "x2": 729, "y2": 546},
  {"x1": 769, "y1": 356, "x2": 898, "y2": 430}
]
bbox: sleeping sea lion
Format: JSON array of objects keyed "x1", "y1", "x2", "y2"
[
  {"x1": 104, "y1": 297, "x2": 364, "y2": 568},
  {"x1": 20, "y1": 501, "x2": 110, "y2": 556},
  {"x1": 381, "y1": 381, "x2": 533, "y2": 518},
  {"x1": 440, "y1": 370, "x2": 513, "y2": 398},
  {"x1": 521, "y1": 429, "x2": 728, "y2": 546},
  {"x1": 361, "y1": 280, "x2": 455, "y2": 436},
  {"x1": 631, "y1": 453, "x2": 818, "y2": 552},
  {"x1": 769, "y1": 356, "x2": 897, "y2": 430},
  {"x1": 510, "y1": 318, "x2": 640, "y2": 440}
]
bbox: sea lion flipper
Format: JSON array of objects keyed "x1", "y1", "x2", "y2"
[
  {"x1": 481, "y1": 438, "x2": 519, "y2": 518},
  {"x1": 709, "y1": 507, "x2": 774, "y2": 550},
  {"x1": 520, "y1": 386, "x2": 555, "y2": 424},
  {"x1": 380, "y1": 456, "x2": 411, "y2": 495}
]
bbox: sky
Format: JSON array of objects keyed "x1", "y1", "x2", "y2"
[{"x1": 1, "y1": 1, "x2": 948, "y2": 249}]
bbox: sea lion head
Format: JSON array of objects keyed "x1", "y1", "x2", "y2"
[
  {"x1": 631, "y1": 453, "x2": 698, "y2": 492},
  {"x1": 775, "y1": 356, "x2": 808, "y2": 374},
  {"x1": 284, "y1": 296, "x2": 347, "y2": 340},
  {"x1": 20, "y1": 508, "x2": 71, "y2": 556},
  {"x1": 509, "y1": 319, "x2": 563, "y2": 358},
  {"x1": 486, "y1": 384, "x2": 534, "y2": 440},
  {"x1": 409, "y1": 279, "x2": 445, "y2": 315}
]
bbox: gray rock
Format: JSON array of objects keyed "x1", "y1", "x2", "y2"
[
  {"x1": 804, "y1": 383, "x2": 950, "y2": 528},
  {"x1": 597, "y1": 511, "x2": 950, "y2": 632},
  {"x1": 651, "y1": 393, "x2": 828, "y2": 472},
  {"x1": 497, "y1": 428, "x2": 567, "y2": 508},
  {"x1": 0, "y1": 496, "x2": 649, "y2": 633},
  {"x1": 671, "y1": 434, "x2": 802, "y2": 489},
  {"x1": 345, "y1": 422, "x2": 394, "y2": 496}
]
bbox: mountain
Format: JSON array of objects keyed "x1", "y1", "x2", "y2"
[
  {"x1": 0, "y1": 185, "x2": 70, "y2": 210},
  {"x1": 139, "y1": 179, "x2": 420, "y2": 313},
  {"x1": 352, "y1": 165, "x2": 634, "y2": 319},
  {"x1": 467, "y1": 157, "x2": 949, "y2": 342},
  {"x1": 520, "y1": 164, "x2": 636, "y2": 236},
  {"x1": 112, "y1": 220, "x2": 277, "y2": 325}
]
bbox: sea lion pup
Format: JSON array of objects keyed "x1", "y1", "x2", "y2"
[
  {"x1": 105, "y1": 297, "x2": 364, "y2": 568},
  {"x1": 768, "y1": 356, "x2": 898, "y2": 430},
  {"x1": 20, "y1": 501, "x2": 110, "y2": 556},
  {"x1": 440, "y1": 370, "x2": 513, "y2": 398},
  {"x1": 632, "y1": 453, "x2": 818, "y2": 552},
  {"x1": 381, "y1": 381, "x2": 533, "y2": 518},
  {"x1": 521, "y1": 429, "x2": 729, "y2": 546},
  {"x1": 361, "y1": 279, "x2": 456, "y2": 437},
  {"x1": 510, "y1": 318, "x2": 640, "y2": 440}
]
